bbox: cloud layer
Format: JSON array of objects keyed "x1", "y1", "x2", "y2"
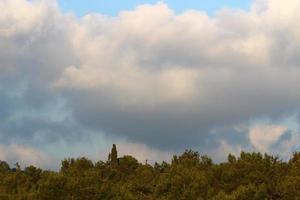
[
  {"x1": 0, "y1": 144, "x2": 55, "y2": 169},
  {"x1": 1, "y1": 0, "x2": 300, "y2": 166}
]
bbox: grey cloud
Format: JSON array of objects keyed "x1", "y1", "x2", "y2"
[
  {"x1": 1, "y1": 0, "x2": 300, "y2": 160},
  {"x1": 270, "y1": 130, "x2": 293, "y2": 149},
  {"x1": 0, "y1": 0, "x2": 80, "y2": 144}
]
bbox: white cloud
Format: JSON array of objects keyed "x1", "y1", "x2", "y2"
[
  {"x1": 0, "y1": 0, "x2": 47, "y2": 36},
  {"x1": 212, "y1": 140, "x2": 243, "y2": 162},
  {"x1": 1, "y1": 0, "x2": 300, "y2": 164},
  {"x1": 0, "y1": 144, "x2": 55, "y2": 169},
  {"x1": 249, "y1": 125, "x2": 287, "y2": 152}
]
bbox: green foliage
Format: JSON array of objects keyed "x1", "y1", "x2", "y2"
[
  {"x1": 1, "y1": 145, "x2": 300, "y2": 199},
  {"x1": 0, "y1": 161, "x2": 10, "y2": 173},
  {"x1": 111, "y1": 144, "x2": 118, "y2": 168}
]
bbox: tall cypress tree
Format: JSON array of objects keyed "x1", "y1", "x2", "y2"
[{"x1": 111, "y1": 144, "x2": 118, "y2": 168}]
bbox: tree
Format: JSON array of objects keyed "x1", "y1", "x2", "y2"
[
  {"x1": 3, "y1": 147, "x2": 300, "y2": 199},
  {"x1": 111, "y1": 144, "x2": 118, "y2": 168},
  {"x1": 0, "y1": 161, "x2": 10, "y2": 173}
]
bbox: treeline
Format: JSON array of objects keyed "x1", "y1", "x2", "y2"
[{"x1": 1, "y1": 145, "x2": 300, "y2": 200}]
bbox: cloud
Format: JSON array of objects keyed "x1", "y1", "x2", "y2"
[
  {"x1": 212, "y1": 140, "x2": 242, "y2": 162},
  {"x1": 56, "y1": 1, "x2": 300, "y2": 150},
  {"x1": 270, "y1": 131, "x2": 300, "y2": 158},
  {"x1": 0, "y1": 144, "x2": 56, "y2": 169},
  {"x1": 247, "y1": 123, "x2": 300, "y2": 159},
  {"x1": 249, "y1": 125, "x2": 287, "y2": 152},
  {"x1": 0, "y1": 0, "x2": 300, "y2": 164}
]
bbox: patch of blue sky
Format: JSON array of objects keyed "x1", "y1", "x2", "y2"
[{"x1": 58, "y1": 0, "x2": 252, "y2": 16}]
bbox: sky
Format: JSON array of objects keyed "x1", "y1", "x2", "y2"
[
  {"x1": 1, "y1": 0, "x2": 300, "y2": 169},
  {"x1": 58, "y1": 0, "x2": 252, "y2": 16}
]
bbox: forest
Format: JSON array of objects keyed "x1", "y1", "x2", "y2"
[{"x1": 1, "y1": 144, "x2": 300, "y2": 200}]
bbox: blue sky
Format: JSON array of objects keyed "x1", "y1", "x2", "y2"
[{"x1": 58, "y1": 0, "x2": 252, "y2": 16}]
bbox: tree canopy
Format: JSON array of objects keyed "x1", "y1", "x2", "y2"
[{"x1": 0, "y1": 145, "x2": 299, "y2": 199}]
